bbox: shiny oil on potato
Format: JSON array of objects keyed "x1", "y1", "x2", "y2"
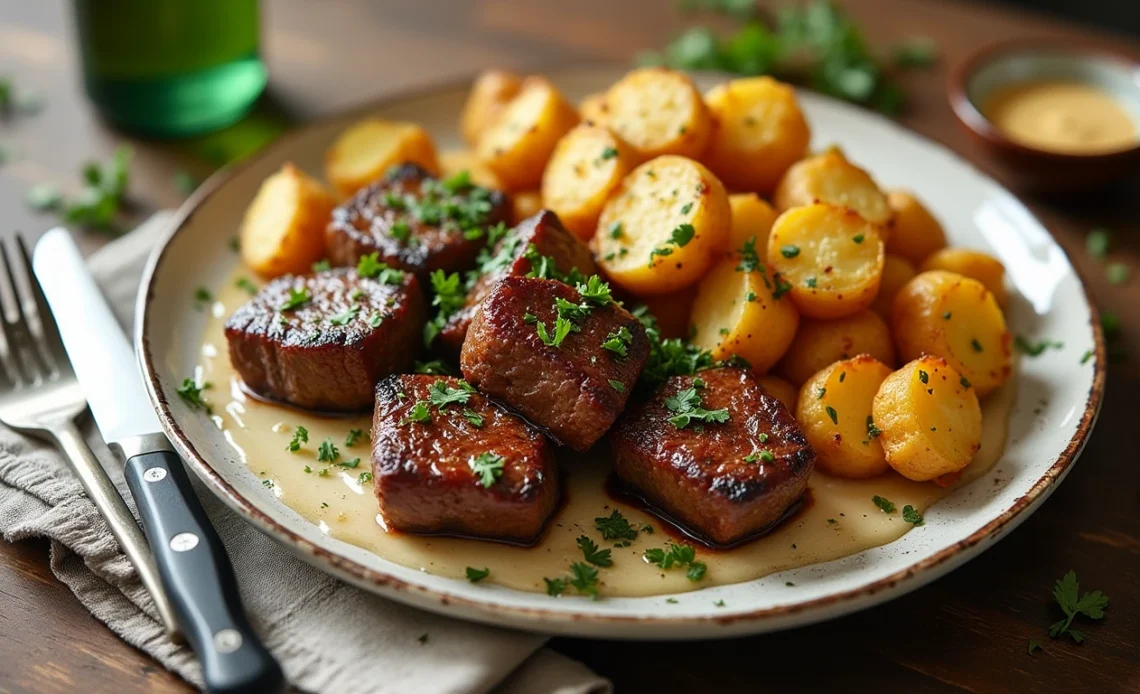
[
  {"x1": 773, "y1": 148, "x2": 893, "y2": 227},
  {"x1": 778, "y1": 310, "x2": 895, "y2": 386},
  {"x1": 476, "y1": 77, "x2": 580, "y2": 191},
  {"x1": 541, "y1": 124, "x2": 638, "y2": 240},
  {"x1": 603, "y1": 68, "x2": 712, "y2": 160},
  {"x1": 767, "y1": 203, "x2": 885, "y2": 319}
]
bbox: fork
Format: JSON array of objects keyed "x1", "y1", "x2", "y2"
[{"x1": 0, "y1": 234, "x2": 179, "y2": 636}]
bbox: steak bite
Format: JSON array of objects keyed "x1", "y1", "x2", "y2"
[
  {"x1": 326, "y1": 163, "x2": 510, "y2": 277},
  {"x1": 611, "y1": 367, "x2": 815, "y2": 546},
  {"x1": 436, "y1": 210, "x2": 598, "y2": 354},
  {"x1": 372, "y1": 374, "x2": 559, "y2": 543},
  {"x1": 225, "y1": 265, "x2": 425, "y2": 412},
  {"x1": 460, "y1": 275, "x2": 649, "y2": 451}
]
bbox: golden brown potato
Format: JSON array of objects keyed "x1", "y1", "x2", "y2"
[
  {"x1": 604, "y1": 68, "x2": 712, "y2": 160},
  {"x1": 240, "y1": 163, "x2": 336, "y2": 278},
  {"x1": 871, "y1": 254, "x2": 917, "y2": 318},
  {"x1": 892, "y1": 271, "x2": 1012, "y2": 397},
  {"x1": 690, "y1": 257, "x2": 800, "y2": 373},
  {"x1": 637, "y1": 284, "x2": 698, "y2": 340},
  {"x1": 460, "y1": 70, "x2": 523, "y2": 146},
  {"x1": 540, "y1": 124, "x2": 638, "y2": 240},
  {"x1": 592, "y1": 156, "x2": 730, "y2": 295},
  {"x1": 439, "y1": 149, "x2": 503, "y2": 190},
  {"x1": 477, "y1": 77, "x2": 580, "y2": 191},
  {"x1": 872, "y1": 355, "x2": 982, "y2": 482},
  {"x1": 728, "y1": 193, "x2": 778, "y2": 259},
  {"x1": 885, "y1": 190, "x2": 947, "y2": 264},
  {"x1": 797, "y1": 356, "x2": 894, "y2": 479},
  {"x1": 766, "y1": 203, "x2": 885, "y2": 319},
  {"x1": 325, "y1": 119, "x2": 439, "y2": 198},
  {"x1": 920, "y1": 248, "x2": 1008, "y2": 307},
  {"x1": 778, "y1": 310, "x2": 895, "y2": 385},
  {"x1": 510, "y1": 190, "x2": 543, "y2": 225},
  {"x1": 579, "y1": 92, "x2": 610, "y2": 125},
  {"x1": 703, "y1": 77, "x2": 811, "y2": 195},
  {"x1": 773, "y1": 149, "x2": 892, "y2": 227},
  {"x1": 758, "y1": 374, "x2": 798, "y2": 413}
]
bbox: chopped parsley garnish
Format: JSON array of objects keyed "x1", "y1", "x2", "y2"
[
  {"x1": 960, "y1": 376, "x2": 971, "y2": 388},
  {"x1": 942, "y1": 311, "x2": 952, "y2": 320},
  {"x1": 598, "y1": 146, "x2": 619, "y2": 162},
  {"x1": 902, "y1": 505, "x2": 924, "y2": 526},
  {"x1": 235, "y1": 277, "x2": 258, "y2": 295},
  {"x1": 1027, "y1": 639, "x2": 1042, "y2": 656},
  {"x1": 194, "y1": 287, "x2": 213, "y2": 306},
  {"x1": 918, "y1": 369, "x2": 929, "y2": 384},
  {"x1": 1014, "y1": 335, "x2": 1064, "y2": 356},
  {"x1": 1049, "y1": 571, "x2": 1109, "y2": 643},
  {"x1": 329, "y1": 305, "x2": 360, "y2": 326},
  {"x1": 1080, "y1": 349, "x2": 1094, "y2": 365},
  {"x1": 413, "y1": 359, "x2": 452, "y2": 375},
  {"x1": 424, "y1": 270, "x2": 467, "y2": 345},
  {"x1": 758, "y1": 449, "x2": 775, "y2": 462},
  {"x1": 418, "y1": 632, "x2": 429, "y2": 645},
  {"x1": 608, "y1": 378, "x2": 626, "y2": 393},
  {"x1": 633, "y1": 305, "x2": 716, "y2": 386},
  {"x1": 872, "y1": 495, "x2": 896, "y2": 513},
  {"x1": 403, "y1": 401, "x2": 432, "y2": 424},
  {"x1": 576, "y1": 536, "x2": 613, "y2": 567},
  {"x1": 602, "y1": 326, "x2": 633, "y2": 357},
  {"x1": 461, "y1": 408, "x2": 484, "y2": 428},
  {"x1": 367, "y1": 312, "x2": 384, "y2": 328},
  {"x1": 772, "y1": 275, "x2": 793, "y2": 299},
  {"x1": 664, "y1": 386, "x2": 730, "y2": 429},
  {"x1": 544, "y1": 577, "x2": 567, "y2": 596},
  {"x1": 536, "y1": 315, "x2": 574, "y2": 347},
  {"x1": 670, "y1": 223, "x2": 695, "y2": 247},
  {"x1": 428, "y1": 379, "x2": 475, "y2": 408},
  {"x1": 745, "y1": 291, "x2": 756, "y2": 302},
  {"x1": 735, "y1": 236, "x2": 762, "y2": 273},
  {"x1": 465, "y1": 566, "x2": 490, "y2": 583},
  {"x1": 312, "y1": 259, "x2": 331, "y2": 273},
  {"x1": 356, "y1": 252, "x2": 406, "y2": 284},
  {"x1": 816, "y1": 387, "x2": 826, "y2": 400},
  {"x1": 680, "y1": 202, "x2": 693, "y2": 215},
  {"x1": 390, "y1": 220, "x2": 411, "y2": 242},
  {"x1": 804, "y1": 277, "x2": 817, "y2": 288},
  {"x1": 595, "y1": 509, "x2": 639, "y2": 542},
  {"x1": 176, "y1": 379, "x2": 211, "y2": 413},
  {"x1": 345, "y1": 429, "x2": 363, "y2": 447},
  {"x1": 286, "y1": 425, "x2": 309, "y2": 452},
  {"x1": 577, "y1": 275, "x2": 614, "y2": 305},
  {"x1": 1106, "y1": 262, "x2": 1130, "y2": 285},
  {"x1": 609, "y1": 222, "x2": 624, "y2": 239},
  {"x1": 648, "y1": 245, "x2": 674, "y2": 266},
  {"x1": 825, "y1": 405, "x2": 838, "y2": 425},
  {"x1": 568, "y1": 562, "x2": 599, "y2": 599},
  {"x1": 743, "y1": 451, "x2": 760, "y2": 463},
  {"x1": 339, "y1": 458, "x2": 361, "y2": 469},
  {"x1": 279, "y1": 287, "x2": 312, "y2": 311},
  {"x1": 643, "y1": 543, "x2": 706, "y2": 582},
  {"x1": 780, "y1": 245, "x2": 800, "y2": 258},
  {"x1": 866, "y1": 416, "x2": 882, "y2": 439},
  {"x1": 1086, "y1": 229, "x2": 1110, "y2": 259},
  {"x1": 317, "y1": 438, "x2": 340, "y2": 463},
  {"x1": 852, "y1": 233, "x2": 865, "y2": 243},
  {"x1": 971, "y1": 338, "x2": 984, "y2": 352},
  {"x1": 470, "y1": 452, "x2": 504, "y2": 488}
]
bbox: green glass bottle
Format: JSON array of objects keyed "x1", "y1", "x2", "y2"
[{"x1": 73, "y1": 0, "x2": 267, "y2": 137}]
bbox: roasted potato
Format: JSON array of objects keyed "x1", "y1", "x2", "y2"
[
  {"x1": 778, "y1": 310, "x2": 895, "y2": 385},
  {"x1": 703, "y1": 77, "x2": 811, "y2": 195},
  {"x1": 872, "y1": 355, "x2": 982, "y2": 482},
  {"x1": 766, "y1": 203, "x2": 885, "y2": 319},
  {"x1": 892, "y1": 271, "x2": 1012, "y2": 397},
  {"x1": 592, "y1": 156, "x2": 730, "y2": 295},
  {"x1": 540, "y1": 124, "x2": 638, "y2": 240},
  {"x1": 728, "y1": 193, "x2": 778, "y2": 258},
  {"x1": 604, "y1": 68, "x2": 712, "y2": 160},
  {"x1": 477, "y1": 77, "x2": 580, "y2": 191},
  {"x1": 460, "y1": 70, "x2": 523, "y2": 146},
  {"x1": 511, "y1": 190, "x2": 543, "y2": 225},
  {"x1": 690, "y1": 257, "x2": 800, "y2": 373},
  {"x1": 638, "y1": 284, "x2": 698, "y2": 340},
  {"x1": 885, "y1": 190, "x2": 947, "y2": 264},
  {"x1": 758, "y1": 374, "x2": 798, "y2": 413},
  {"x1": 871, "y1": 254, "x2": 917, "y2": 318},
  {"x1": 920, "y1": 248, "x2": 1008, "y2": 307},
  {"x1": 773, "y1": 149, "x2": 892, "y2": 227},
  {"x1": 579, "y1": 92, "x2": 610, "y2": 125},
  {"x1": 439, "y1": 149, "x2": 503, "y2": 190},
  {"x1": 797, "y1": 356, "x2": 894, "y2": 479},
  {"x1": 239, "y1": 163, "x2": 336, "y2": 278},
  {"x1": 325, "y1": 119, "x2": 439, "y2": 198}
]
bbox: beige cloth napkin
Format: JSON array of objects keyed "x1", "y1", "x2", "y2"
[{"x1": 0, "y1": 213, "x2": 610, "y2": 694}]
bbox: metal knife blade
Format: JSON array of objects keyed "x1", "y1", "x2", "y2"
[{"x1": 33, "y1": 228, "x2": 164, "y2": 446}]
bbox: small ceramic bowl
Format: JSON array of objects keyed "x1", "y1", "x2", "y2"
[{"x1": 949, "y1": 40, "x2": 1140, "y2": 192}]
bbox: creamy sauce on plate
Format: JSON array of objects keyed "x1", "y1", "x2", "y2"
[
  {"x1": 983, "y1": 80, "x2": 1137, "y2": 154},
  {"x1": 198, "y1": 268, "x2": 1015, "y2": 597}
]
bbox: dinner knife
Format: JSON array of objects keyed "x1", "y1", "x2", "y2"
[{"x1": 33, "y1": 228, "x2": 284, "y2": 694}]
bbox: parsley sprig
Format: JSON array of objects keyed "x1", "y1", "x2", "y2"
[
  {"x1": 176, "y1": 378, "x2": 212, "y2": 413},
  {"x1": 470, "y1": 452, "x2": 505, "y2": 488},
  {"x1": 576, "y1": 536, "x2": 614, "y2": 567},
  {"x1": 1049, "y1": 571, "x2": 1109, "y2": 643},
  {"x1": 644, "y1": 543, "x2": 707, "y2": 582},
  {"x1": 664, "y1": 386, "x2": 730, "y2": 429},
  {"x1": 595, "y1": 509, "x2": 640, "y2": 543}
]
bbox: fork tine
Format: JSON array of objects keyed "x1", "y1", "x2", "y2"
[
  {"x1": 0, "y1": 238, "x2": 49, "y2": 383},
  {"x1": 17, "y1": 235, "x2": 69, "y2": 374}
]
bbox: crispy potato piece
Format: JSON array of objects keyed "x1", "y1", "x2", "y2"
[
  {"x1": 541, "y1": 124, "x2": 638, "y2": 240},
  {"x1": 797, "y1": 356, "x2": 893, "y2": 479},
  {"x1": 579, "y1": 92, "x2": 610, "y2": 125},
  {"x1": 920, "y1": 248, "x2": 1008, "y2": 307},
  {"x1": 477, "y1": 77, "x2": 580, "y2": 191},
  {"x1": 460, "y1": 70, "x2": 523, "y2": 146},
  {"x1": 728, "y1": 193, "x2": 778, "y2": 259},
  {"x1": 637, "y1": 284, "x2": 697, "y2": 340},
  {"x1": 872, "y1": 355, "x2": 982, "y2": 482},
  {"x1": 767, "y1": 203, "x2": 885, "y2": 319},
  {"x1": 871, "y1": 254, "x2": 917, "y2": 318},
  {"x1": 239, "y1": 163, "x2": 336, "y2": 278},
  {"x1": 592, "y1": 156, "x2": 730, "y2": 295},
  {"x1": 703, "y1": 77, "x2": 811, "y2": 195},
  {"x1": 778, "y1": 310, "x2": 895, "y2": 385},
  {"x1": 690, "y1": 257, "x2": 800, "y2": 373},
  {"x1": 773, "y1": 149, "x2": 892, "y2": 227},
  {"x1": 758, "y1": 374, "x2": 798, "y2": 413},
  {"x1": 892, "y1": 271, "x2": 1011, "y2": 397},
  {"x1": 439, "y1": 149, "x2": 503, "y2": 190},
  {"x1": 886, "y1": 190, "x2": 947, "y2": 264},
  {"x1": 325, "y1": 119, "x2": 439, "y2": 198},
  {"x1": 604, "y1": 68, "x2": 712, "y2": 160},
  {"x1": 510, "y1": 190, "x2": 543, "y2": 225}
]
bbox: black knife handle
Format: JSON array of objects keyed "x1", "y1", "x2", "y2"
[{"x1": 124, "y1": 450, "x2": 284, "y2": 694}]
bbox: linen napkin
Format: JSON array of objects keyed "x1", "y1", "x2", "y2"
[{"x1": 0, "y1": 213, "x2": 610, "y2": 694}]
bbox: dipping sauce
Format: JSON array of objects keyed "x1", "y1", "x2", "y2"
[{"x1": 983, "y1": 81, "x2": 1137, "y2": 154}]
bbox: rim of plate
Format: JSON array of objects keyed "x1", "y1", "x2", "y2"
[{"x1": 137, "y1": 66, "x2": 1106, "y2": 635}]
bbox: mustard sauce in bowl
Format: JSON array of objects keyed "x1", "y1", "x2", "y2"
[{"x1": 983, "y1": 81, "x2": 1137, "y2": 155}]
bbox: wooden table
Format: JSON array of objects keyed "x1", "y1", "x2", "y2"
[{"x1": 1, "y1": 1, "x2": 1138, "y2": 692}]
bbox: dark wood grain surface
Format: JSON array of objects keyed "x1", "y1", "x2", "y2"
[{"x1": 1, "y1": 1, "x2": 1138, "y2": 692}]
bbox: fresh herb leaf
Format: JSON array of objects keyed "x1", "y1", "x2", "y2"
[
  {"x1": 470, "y1": 452, "x2": 505, "y2": 488},
  {"x1": 780, "y1": 245, "x2": 800, "y2": 258},
  {"x1": 918, "y1": 369, "x2": 929, "y2": 384},
  {"x1": 644, "y1": 543, "x2": 706, "y2": 581},
  {"x1": 466, "y1": 566, "x2": 490, "y2": 583},
  {"x1": 27, "y1": 184, "x2": 62, "y2": 211},
  {"x1": 413, "y1": 359, "x2": 452, "y2": 375},
  {"x1": 1048, "y1": 571, "x2": 1109, "y2": 643},
  {"x1": 598, "y1": 146, "x2": 619, "y2": 163},
  {"x1": 866, "y1": 416, "x2": 882, "y2": 439},
  {"x1": 602, "y1": 326, "x2": 634, "y2": 358},
  {"x1": 356, "y1": 252, "x2": 406, "y2": 284},
  {"x1": 892, "y1": 36, "x2": 938, "y2": 67},
  {"x1": 286, "y1": 426, "x2": 309, "y2": 452},
  {"x1": 317, "y1": 438, "x2": 340, "y2": 463},
  {"x1": 1027, "y1": 639, "x2": 1042, "y2": 655},
  {"x1": 664, "y1": 386, "x2": 730, "y2": 428},
  {"x1": 1086, "y1": 229, "x2": 1111, "y2": 259},
  {"x1": 311, "y1": 259, "x2": 331, "y2": 273},
  {"x1": 735, "y1": 236, "x2": 762, "y2": 273},
  {"x1": 345, "y1": 429, "x2": 363, "y2": 447},
  {"x1": 235, "y1": 277, "x2": 258, "y2": 295},
  {"x1": 577, "y1": 275, "x2": 614, "y2": 305},
  {"x1": 902, "y1": 505, "x2": 924, "y2": 526},
  {"x1": 279, "y1": 287, "x2": 312, "y2": 311},
  {"x1": 403, "y1": 401, "x2": 432, "y2": 425},
  {"x1": 329, "y1": 305, "x2": 360, "y2": 326},
  {"x1": 670, "y1": 223, "x2": 696, "y2": 247},
  {"x1": 595, "y1": 510, "x2": 639, "y2": 542},
  {"x1": 872, "y1": 495, "x2": 896, "y2": 514},
  {"x1": 576, "y1": 536, "x2": 614, "y2": 567},
  {"x1": 1015, "y1": 335, "x2": 1064, "y2": 357},
  {"x1": 825, "y1": 405, "x2": 838, "y2": 425},
  {"x1": 608, "y1": 222, "x2": 624, "y2": 239},
  {"x1": 1106, "y1": 262, "x2": 1130, "y2": 285},
  {"x1": 569, "y1": 562, "x2": 600, "y2": 599},
  {"x1": 461, "y1": 408, "x2": 484, "y2": 428},
  {"x1": 536, "y1": 315, "x2": 573, "y2": 347},
  {"x1": 176, "y1": 379, "x2": 211, "y2": 413},
  {"x1": 428, "y1": 380, "x2": 476, "y2": 409},
  {"x1": 544, "y1": 577, "x2": 567, "y2": 596},
  {"x1": 608, "y1": 379, "x2": 627, "y2": 393}
]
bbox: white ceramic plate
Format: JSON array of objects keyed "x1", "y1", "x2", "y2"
[{"x1": 138, "y1": 66, "x2": 1105, "y2": 639}]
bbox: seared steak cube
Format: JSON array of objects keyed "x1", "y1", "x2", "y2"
[
  {"x1": 460, "y1": 275, "x2": 648, "y2": 451},
  {"x1": 612, "y1": 367, "x2": 815, "y2": 546},
  {"x1": 326, "y1": 163, "x2": 510, "y2": 277},
  {"x1": 437, "y1": 210, "x2": 598, "y2": 354},
  {"x1": 372, "y1": 374, "x2": 559, "y2": 543},
  {"x1": 225, "y1": 266, "x2": 424, "y2": 411}
]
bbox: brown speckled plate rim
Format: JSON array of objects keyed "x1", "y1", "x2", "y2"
[{"x1": 137, "y1": 67, "x2": 1106, "y2": 637}]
